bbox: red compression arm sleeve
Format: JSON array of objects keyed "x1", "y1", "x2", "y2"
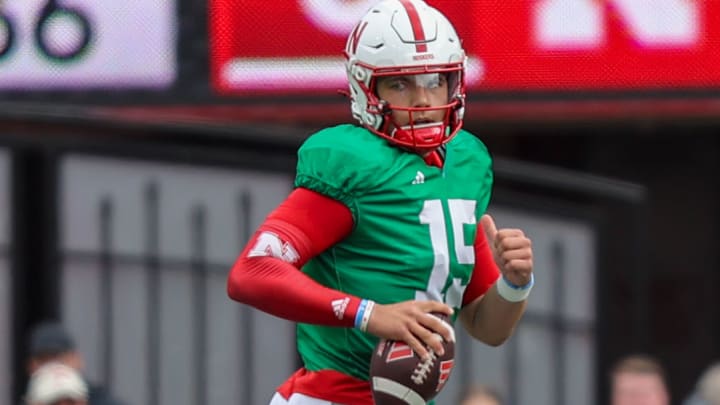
[
  {"x1": 462, "y1": 227, "x2": 501, "y2": 306},
  {"x1": 227, "y1": 187, "x2": 363, "y2": 326}
]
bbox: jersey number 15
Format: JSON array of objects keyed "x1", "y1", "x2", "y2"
[{"x1": 416, "y1": 199, "x2": 476, "y2": 309}]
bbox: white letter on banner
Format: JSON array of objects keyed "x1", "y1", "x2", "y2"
[
  {"x1": 610, "y1": 0, "x2": 698, "y2": 46},
  {"x1": 536, "y1": 0, "x2": 604, "y2": 49},
  {"x1": 535, "y1": 0, "x2": 699, "y2": 49},
  {"x1": 299, "y1": 0, "x2": 377, "y2": 36}
]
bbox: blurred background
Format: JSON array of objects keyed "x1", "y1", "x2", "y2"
[{"x1": 1, "y1": 0, "x2": 719, "y2": 404}]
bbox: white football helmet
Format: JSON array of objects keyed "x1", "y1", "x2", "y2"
[{"x1": 344, "y1": 0, "x2": 466, "y2": 152}]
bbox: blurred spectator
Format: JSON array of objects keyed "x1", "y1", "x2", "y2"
[
  {"x1": 457, "y1": 383, "x2": 504, "y2": 405},
  {"x1": 25, "y1": 321, "x2": 126, "y2": 405},
  {"x1": 24, "y1": 362, "x2": 88, "y2": 405},
  {"x1": 610, "y1": 354, "x2": 670, "y2": 405},
  {"x1": 684, "y1": 362, "x2": 720, "y2": 405}
]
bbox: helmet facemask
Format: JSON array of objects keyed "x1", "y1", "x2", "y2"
[{"x1": 367, "y1": 68, "x2": 465, "y2": 154}]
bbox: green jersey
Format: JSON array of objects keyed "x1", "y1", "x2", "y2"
[{"x1": 294, "y1": 124, "x2": 494, "y2": 381}]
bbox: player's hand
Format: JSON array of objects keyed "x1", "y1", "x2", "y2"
[
  {"x1": 365, "y1": 300, "x2": 453, "y2": 361},
  {"x1": 481, "y1": 214, "x2": 533, "y2": 287}
]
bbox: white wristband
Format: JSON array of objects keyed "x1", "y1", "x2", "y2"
[
  {"x1": 496, "y1": 274, "x2": 534, "y2": 302},
  {"x1": 359, "y1": 300, "x2": 375, "y2": 332}
]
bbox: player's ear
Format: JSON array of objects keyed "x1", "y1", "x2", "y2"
[
  {"x1": 27, "y1": 358, "x2": 41, "y2": 374},
  {"x1": 60, "y1": 350, "x2": 84, "y2": 371}
]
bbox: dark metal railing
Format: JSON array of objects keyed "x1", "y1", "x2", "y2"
[{"x1": 63, "y1": 178, "x2": 259, "y2": 405}]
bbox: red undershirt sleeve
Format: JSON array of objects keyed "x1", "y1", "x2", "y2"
[
  {"x1": 227, "y1": 187, "x2": 364, "y2": 327},
  {"x1": 462, "y1": 226, "x2": 501, "y2": 307}
]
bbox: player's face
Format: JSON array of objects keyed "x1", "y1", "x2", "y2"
[
  {"x1": 611, "y1": 373, "x2": 669, "y2": 405},
  {"x1": 376, "y1": 73, "x2": 449, "y2": 127}
]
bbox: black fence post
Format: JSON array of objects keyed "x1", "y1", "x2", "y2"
[
  {"x1": 144, "y1": 181, "x2": 161, "y2": 405},
  {"x1": 99, "y1": 196, "x2": 115, "y2": 388},
  {"x1": 191, "y1": 204, "x2": 208, "y2": 405}
]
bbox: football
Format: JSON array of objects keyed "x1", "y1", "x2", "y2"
[{"x1": 369, "y1": 314, "x2": 456, "y2": 405}]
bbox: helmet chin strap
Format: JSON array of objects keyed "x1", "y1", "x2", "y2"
[
  {"x1": 390, "y1": 122, "x2": 447, "y2": 152},
  {"x1": 392, "y1": 122, "x2": 444, "y2": 141}
]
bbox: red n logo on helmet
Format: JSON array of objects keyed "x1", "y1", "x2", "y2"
[{"x1": 347, "y1": 21, "x2": 368, "y2": 55}]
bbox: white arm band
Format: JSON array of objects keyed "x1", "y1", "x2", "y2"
[{"x1": 496, "y1": 273, "x2": 534, "y2": 302}]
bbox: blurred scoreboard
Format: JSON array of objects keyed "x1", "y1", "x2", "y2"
[
  {"x1": 0, "y1": 0, "x2": 176, "y2": 89},
  {"x1": 210, "y1": 0, "x2": 720, "y2": 95}
]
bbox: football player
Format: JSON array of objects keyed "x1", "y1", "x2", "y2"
[{"x1": 227, "y1": 1, "x2": 534, "y2": 404}]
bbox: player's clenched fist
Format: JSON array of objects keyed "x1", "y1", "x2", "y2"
[
  {"x1": 481, "y1": 214, "x2": 533, "y2": 287},
  {"x1": 365, "y1": 300, "x2": 454, "y2": 361}
]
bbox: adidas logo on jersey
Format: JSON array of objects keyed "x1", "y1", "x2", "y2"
[
  {"x1": 332, "y1": 297, "x2": 350, "y2": 320},
  {"x1": 412, "y1": 171, "x2": 425, "y2": 185}
]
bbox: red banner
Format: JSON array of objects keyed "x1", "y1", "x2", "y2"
[{"x1": 210, "y1": 0, "x2": 720, "y2": 94}]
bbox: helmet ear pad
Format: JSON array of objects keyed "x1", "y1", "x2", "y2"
[{"x1": 343, "y1": 0, "x2": 467, "y2": 152}]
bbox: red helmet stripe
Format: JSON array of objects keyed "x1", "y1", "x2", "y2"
[{"x1": 399, "y1": 0, "x2": 428, "y2": 53}]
